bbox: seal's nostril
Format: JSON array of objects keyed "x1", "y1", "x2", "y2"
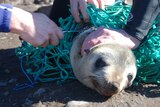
[
  {"x1": 111, "y1": 84, "x2": 118, "y2": 92},
  {"x1": 110, "y1": 82, "x2": 120, "y2": 92},
  {"x1": 102, "y1": 83, "x2": 119, "y2": 96}
]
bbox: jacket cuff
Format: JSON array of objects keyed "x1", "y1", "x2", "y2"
[{"x1": 0, "y1": 4, "x2": 13, "y2": 32}]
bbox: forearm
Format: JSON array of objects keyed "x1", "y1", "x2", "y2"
[
  {"x1": 124, "y1": 0, "x2": 160, "y2": 41},
  {"x1": 0, "y1": 4, "x2": 63, "y2": 47},
  {"x1": 10, "y1": 7, "x2": 34, "y2": 34},
  {"x1": 0, "y1": 4, "x2": 33, "y2": 34}
]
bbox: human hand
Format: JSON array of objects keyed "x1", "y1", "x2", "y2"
[
  {"x1": 81, "y1": 26, "x2": 141, "y2": 55},
  {"x1": 10, "y1": 7, "x2": 63, "y2": 47},
  {"x1": 70, "y1": 0, "x2": 116, "y2": 23}
]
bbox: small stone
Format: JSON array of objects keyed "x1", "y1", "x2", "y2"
[
  {"x1": 0, "y1": 36, "x2": 7, "y2": 40},
  {"x1": 4, "y1": 91, "x2": 9, "y2": 96},
  {"x1": 24, "y1": 98, "x2": 33, "y2": 106},
  {"x1": 31, "y1": 101, "x2": 46, "y2": 107},
  {"x1": 0, "y1": 82, "x2": 7, "y2": 87},
  {"x1": 8, "y1": 78, "x2": 17, "y2": 84},
  {"x1": 9, "y1": 37, "x2": 13, "y2": 40},
  {"x1": 33, "y1": 88, "x2": 46, "y2": 97},
  {"x1": 4, "y1": 69, "x2": 10, "y2": 74},
  {"x1": 12, "y1": 103, "x2": 17, "y2": 106}
]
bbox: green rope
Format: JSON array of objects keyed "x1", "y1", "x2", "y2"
[
  {"x1": 133, "y1": 26, "x2": 160, "y2": 84},
  {"x1": 16, "y1": 1, "x2": 160, "y2": 85}
]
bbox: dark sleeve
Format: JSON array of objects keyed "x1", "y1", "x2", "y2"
[
  {"x1": 0, "y1": 4, "x2": 13, "y2": 32},
  {"x1": 124, "y1": 0, "x2": 160, "y2": 41},
  {"x1": 49, "y1": 0, "x2": 70, "y2": 26}
]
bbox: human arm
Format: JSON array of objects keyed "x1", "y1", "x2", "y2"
[
  {"x1": 124, "y1": 0, "x2": 160, "y2": 41},
  {"x1": 0, "y1": 4, "x2": 63, "y2": 47}
]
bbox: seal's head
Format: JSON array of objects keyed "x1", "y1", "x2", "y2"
[{"x1": 70, "y1": 28, "x2": 137, "y2": 96}]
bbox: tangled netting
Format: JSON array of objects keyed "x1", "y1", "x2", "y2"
[{"x1": 15, "y1": 1, "x2": 160, "y2": 90}]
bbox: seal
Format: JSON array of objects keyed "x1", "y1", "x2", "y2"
[{"x1": 70, "y1": 27, "x2": 137, "y2": 96}]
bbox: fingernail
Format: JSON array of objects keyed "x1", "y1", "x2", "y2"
[
  {"x1": 76, "y1": 20, "x2": 81, "y2": 23},
  {"x1": 75, "y1": 17, "x2": 81, "y2": 23},
  {"x1": 58, "y1": 28, "x2": 64, "y2": 39}
]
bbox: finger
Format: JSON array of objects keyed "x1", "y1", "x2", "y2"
[
  {"x1": 97, "y1": 0, "x2": 105, "y2": 9},
  {"x1": 40, "y1": 40, "x2": 49, "y2": 47},
  {"x1": 51, "y1": 25, "x2": 64, "y2": 40},
  {"x1": 56, "y1": 27, "x2": 64, "y2": 39},
  {"x1": 97, "y1": 26, "x2": 105, "y2": 31},
  {"x1": 49, "y1": 21, "x2": 64, "y2": 39},
  {"x1": 48, "y1": 21, "x2": 64, "y2": 43},
  {"x1": 104, "y1": 0, "x2": 115, "y2": 5},
  {"x1": 21, "y1": 33, "x2": 49, "y2": 47},
  {"x1": 79, "y1": 0, "x2": 90, "y2": 22},
  {"x1": 49, "y1": 33, "x2": 59, "y2": 46},
  {"x1": 88, "y1": 0, "x2": 99, "y2": 8},
  {"x1": 70, "y1": 0, "x2": 81, "y2": 22},
  {"x1": 36, "y1": 34, "x2": 49, "y2": 47}
]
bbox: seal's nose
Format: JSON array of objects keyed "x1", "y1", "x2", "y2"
[
  {"x1": 111, "y1": 83, "x2": 119, "y2": 92},
  {"x1": 102, "y1": 82, "x2": 119, "y2": 96},
  {"x1": 109, "y1": 82, "x2": 120, "y2": 94}
]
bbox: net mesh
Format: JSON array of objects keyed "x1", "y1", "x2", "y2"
[{"x1": 14, "y1": 1, "x2": 160, "y2": 90}]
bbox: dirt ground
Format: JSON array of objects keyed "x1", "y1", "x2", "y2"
[{"x1": 0, "y1": 2, "x2": 160, "y2": 107}]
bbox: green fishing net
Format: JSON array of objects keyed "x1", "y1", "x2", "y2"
[{"x1": 15, "y1": 1, "x2": 160, "y2": 89}]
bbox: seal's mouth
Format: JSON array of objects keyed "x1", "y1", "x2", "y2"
[{"x1": 89, "y1": 76, "x2": 120, "y2": 96}]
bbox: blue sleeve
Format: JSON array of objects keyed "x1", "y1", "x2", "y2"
[{"x1": 0, "y1": 4, "x2": 13, "y2": 32}]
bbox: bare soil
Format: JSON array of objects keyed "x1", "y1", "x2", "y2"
[{"x1": 0, "y1": 2, "x2": 160, "y2": 107}]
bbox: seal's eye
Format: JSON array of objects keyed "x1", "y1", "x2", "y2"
[
  {"x1": 95, "y1": 57, "x2": 108, "y2": 69},
  {"x1": 127, "y1": 73, "x2": 133, "y2": 82}
]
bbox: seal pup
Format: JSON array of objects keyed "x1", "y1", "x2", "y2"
[{"x1": 70, "y1": 27, "x2": 137, "y2": 96}]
